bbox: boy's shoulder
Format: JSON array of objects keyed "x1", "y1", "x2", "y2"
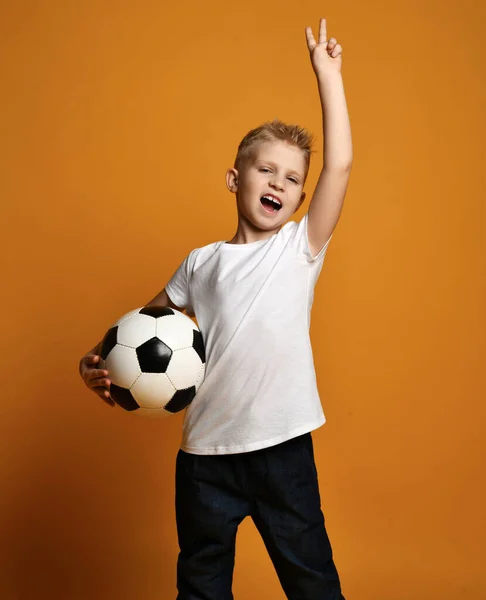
[
  {"x1": 185, "y1": 238, "x2": 223, "y2": 260},
  {"x1": 179, "y1": 238, "x2": 223, "y2": 272}
]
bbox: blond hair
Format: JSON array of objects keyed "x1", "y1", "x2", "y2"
[{"x1": 234, "y1": 119, "x2": 315, "y2": 181}]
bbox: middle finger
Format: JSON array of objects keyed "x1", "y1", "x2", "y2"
[
  {"x1": 88, "y1": 368, "x2": 109, "y2": 381},
  {"x1": 90, "y1": 376, "x2": 110, "y2": 388}
]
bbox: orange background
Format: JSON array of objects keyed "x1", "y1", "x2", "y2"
[{"x1": 1, "y1": 1, "x2": 485, "y2": 598}]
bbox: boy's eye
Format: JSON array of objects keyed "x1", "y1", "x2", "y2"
[{"x1": 260, "y1": 168, "x2": 299, "y2": 184}]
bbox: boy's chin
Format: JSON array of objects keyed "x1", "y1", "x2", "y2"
[
  {"x1": 257, "y1": 200, "x2": 285, "y2": 218},
  {"x1": 251, "y1": 212, "x2": 286, "y2": 232}
]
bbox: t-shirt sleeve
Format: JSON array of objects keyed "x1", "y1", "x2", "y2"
[
  {"x1": 295, "y1": 213, "x2": 333, "y2": 263},
  {"x1": 165, "y1": 251, "x2": 195, "y2": 316}
]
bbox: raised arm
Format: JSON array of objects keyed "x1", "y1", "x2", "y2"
[{"x1": 304, "y1": 18, "x2": 353, "y2": 256}]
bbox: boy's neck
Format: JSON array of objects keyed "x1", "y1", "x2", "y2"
[
  {"x1": 226, "y1": 214, "x2": 284, "y2": 245},
  {"x1": 227, "y1": 225, "x2": 283, "y2": 245}
]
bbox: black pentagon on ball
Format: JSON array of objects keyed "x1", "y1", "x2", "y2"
[
  {"x1": 164, "y1": 386, "x2": 197, "y2": 413},
  {"x1": 109, "y1": 383, "x2": 140, "y2": 412},
  {"x1": 100, "y1": 326, "x2": 118, "y2": 360},
  {"x1": 137, "y1": 337, "x2": 172, "y2": 373},
  {"x1": 192, "y1": 330, "x2": 206, "y2": 363},
  {"x1": 140, "y1": 306, "x2": 175, "y2": 318}
]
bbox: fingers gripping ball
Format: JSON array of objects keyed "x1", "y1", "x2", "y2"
[{"x1": 98, "y1": 306, "x2": 206, "y2": 417}]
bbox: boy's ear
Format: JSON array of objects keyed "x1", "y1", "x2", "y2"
[
  {"x1": 293, "y1": 191, "x2": 306, "y2": 213},
  {"x1": 226, "y1": 168, "x2": 239, "y2": 193}
]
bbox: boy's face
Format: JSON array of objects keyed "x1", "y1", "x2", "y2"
[{"x1": 226, "y1": 140, "x2": 307, "y2": 233}]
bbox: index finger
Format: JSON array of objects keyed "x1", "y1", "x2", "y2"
[{"x1": 305, "y1": 26, "x2": 317, "y2": 52}]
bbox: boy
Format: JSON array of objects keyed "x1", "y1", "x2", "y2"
[{"x1": 79, "y1": 18, "x2": 352, "y2": 600}]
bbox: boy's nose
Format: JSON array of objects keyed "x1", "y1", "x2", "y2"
[{"x1": 270, "y1": 180, "x2": 285, "y2": 191}]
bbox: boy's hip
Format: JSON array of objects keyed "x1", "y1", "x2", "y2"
[{"x1": 176, "y1": 431, "x2": 319, "y2": 501}]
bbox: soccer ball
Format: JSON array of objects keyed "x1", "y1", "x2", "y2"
[{"x1": 98, "y1": 306, "x2": 205, "y2": 417}]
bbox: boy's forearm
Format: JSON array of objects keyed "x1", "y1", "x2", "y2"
[
  {"x1": 317, "y1": 73, "x2": 353, "y2": 170},
  {"x1": 305, "y1": 63, "x2": 353, "y2": 251}
]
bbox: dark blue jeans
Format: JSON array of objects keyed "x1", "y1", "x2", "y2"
[{"x1": 175, "y1": 432, "x2": 346, "y2": 600}]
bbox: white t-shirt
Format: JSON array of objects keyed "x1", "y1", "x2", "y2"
[{"x1": 165, "y1": 213, "x2": 332, "y2": 455}]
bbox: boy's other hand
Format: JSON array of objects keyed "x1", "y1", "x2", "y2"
[{"x1": 79, "y1": 352, "x2": 116, "y2": 407}]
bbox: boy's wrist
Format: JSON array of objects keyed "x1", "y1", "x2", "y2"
[{"x1": 316, "y1": 70, "x2": 343, "y2": 88}]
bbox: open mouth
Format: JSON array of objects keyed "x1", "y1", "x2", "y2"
[{"x1": 260, "y1": 195, "x2": 282, "y2": 212}]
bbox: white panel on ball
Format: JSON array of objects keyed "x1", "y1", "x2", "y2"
[
  {"x1": 173, "y1": 309, "x2": 198, "y2": 326},
  {"x1": 130, "y1": 373, "x2": 176, "y2": 411},
  {"x1": 136, "y1": 406, "x2": 174, "y2": 418},
  {"x1": 156, "y1": 315, "x2": 195, "y2": 350},
  {"x1": 105, "y1": 345, "x2": 141, "y2": 388},
  {"x1": 116, "y1": 314, "x2": 157, "y2": 348},
  {"x1": 167, "y1": 348, "x2": 205, "y2": 390},
  {"x1": 113, "y1": 308, "x2": 141, "y2": 327}
]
